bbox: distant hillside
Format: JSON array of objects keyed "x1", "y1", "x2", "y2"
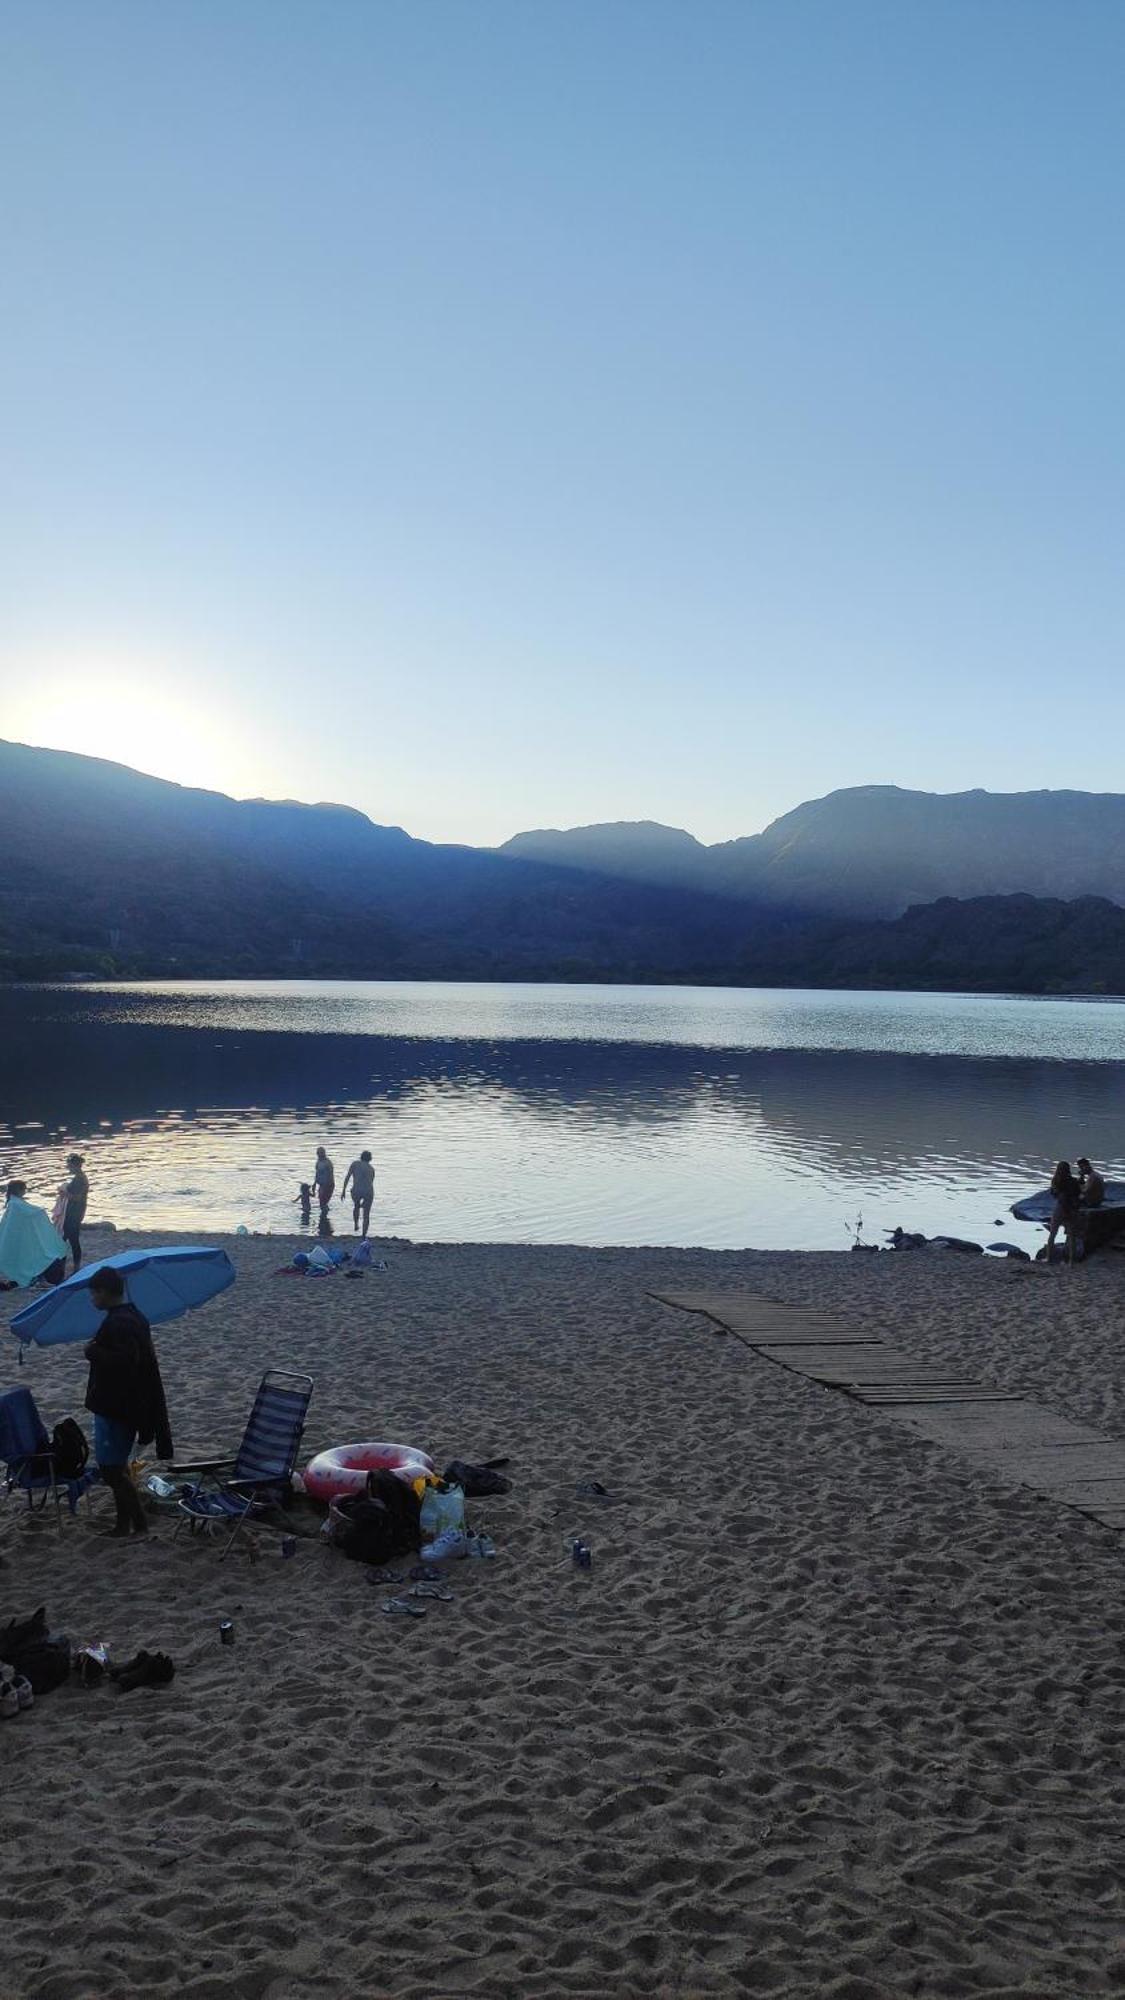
[
  {"x1": 735, "y1": 894, "x2": 1125, "y2": 995},
  {"x1": 5, "y1": 740, "x2": 1125, "y2": 992},
  {"x1": 502, "y1": 821, "x2": 709, "y2": 890},
  {"x1": 0, "y1": 739, "x2": 770, "y2": 982},
  {"x1": 503, "y1": 786, "x2": 1125, "y2": 917}
]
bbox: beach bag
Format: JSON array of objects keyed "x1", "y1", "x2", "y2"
[
  {"x1": 441, "y1": 1458, "x2": 512, "y2": 1497},
  {"x1": 0, "y1": 1608, "x2": 71, "y2": 1695},
  {"x1": 330, "y1": 1489, "x2": 416, "y2": 1567},
  {"x1": 419, "y1": 1482, "x2": 465, "y2": 1540},
  {"x1": 16, "y1": 1634, "x2": 72, "y2": 1695},
  {"x1": 364, "y1": 1467, "x2": 421, "y2": 1545},
  {"x1": 48, "y1": 1418, "x2": 90, "y2": 1481}
]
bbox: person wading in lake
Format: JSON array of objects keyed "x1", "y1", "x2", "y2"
[
  {"x1": 313, "y1": 1146, "x2": 335, "y2": 1221},
  {"x1": 84, "y1": 1267, "x2": 173, "y2": 1537},
  {"x1": 341, "y1": 1149, "x2": 375, "y2": 1237},
  {"x1": 62, "y1": 1152, "x2": 89, "y2": 1272},
  {"x1": 1045, "y1": 1160, "x2": 1081, "y2": 1266}
]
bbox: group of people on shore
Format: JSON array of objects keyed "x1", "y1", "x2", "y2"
[
  {"x1": 1046, "y1": 1156, "x2": 1105, "y2": 1264},
  {"x1": 297, "y1": 1146, "x2": 376, "y2": 1238},
  {"x1": 0, "y1": 1156, "x2": 169, "y2": 1534},
  {"x1": 0, "y1": 1154, "x2": 89, "y2": 1288}
]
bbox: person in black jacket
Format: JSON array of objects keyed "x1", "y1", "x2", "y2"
[{"x1": 84, "y1": 1267, "x2": 174, "y2": 1536}]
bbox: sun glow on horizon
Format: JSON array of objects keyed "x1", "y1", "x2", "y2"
[{"x1": 1, "y1": 659, "x2": 261, "y2": 798}]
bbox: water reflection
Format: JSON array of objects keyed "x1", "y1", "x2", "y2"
[
  {"x1": 2, "y1": 990, "x2": 1122, "y2": 1248},
  {"x1": 16, "y1": 977, "x2": 1125, "y2": 1062}
]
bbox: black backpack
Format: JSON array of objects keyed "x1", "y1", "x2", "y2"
[
  {"x1": 441, "y1": 1457, "x2": 512, "y2": 1496},
  {"x1": 49, "y1": 1418, "x2": 90, "y2": 1482},
  {"x1": 332, "y1": 1471, "x2": 420, "y2": 1566},
  {"x1": 0, "y1": 1606, "x2": 72, "y2": 1695}
]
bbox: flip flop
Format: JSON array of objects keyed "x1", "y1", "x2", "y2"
[
  {"x1": 366, "y1": 1569, "x2": 405, "y2": 1586},
  {"x1": 409, "y1": 1582, "x2": 453, "y2": 1602},
  {"x1": 381, "y1": 1597, "x2": 427, "y2": 1618},
  {"x1": 409, "y1": 1563, "x2": 443, "y2": 1583}
]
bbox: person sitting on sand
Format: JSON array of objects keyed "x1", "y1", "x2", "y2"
[
  {"x1": 84, "y1": 1266, "x2": 173, "y2": 1537},
  {"x1": 341, "y1": 1149, "x2": 375, "y2": 1237},
  {"x1": 1077, "y1": 1157, "x2": 1105, "y2": 1208},
  {"x1": 313, "y1": 1146, "x2": 335, "y2": 1218},
  {"x1": 0, "y1": 1181, "x2": 68, "y2": 1286},
  {"x1": 1045, "y1": 1160, "x2": 1082, "y2": 1266}
]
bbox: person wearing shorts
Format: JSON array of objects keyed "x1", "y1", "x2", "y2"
[
  {"x1": 84, "y1": 1266, "x2": 173, "y2": 1537},
  {"x1": 313, "y1": 1147, "x2": 335, "y2": 1219}
]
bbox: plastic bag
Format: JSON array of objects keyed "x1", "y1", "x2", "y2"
[
  {"x1": 75, "y1": 1641, "x2": 111, "y2": 1686},
  {"x1": 419, "y1": 1483, "x2": 465, "y2": 1539}
]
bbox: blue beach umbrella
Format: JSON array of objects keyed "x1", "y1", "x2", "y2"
[{"x1": 9, "y1": 1246, "x2": 236, "y2": 1351}]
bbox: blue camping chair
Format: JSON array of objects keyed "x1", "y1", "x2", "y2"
[
  {"x1": 173, "y1": 1370, "x2": 313, "y2": 1558},
  {"x1": 0, "y1": 1387, "x2": 99, "y2": 1534}
]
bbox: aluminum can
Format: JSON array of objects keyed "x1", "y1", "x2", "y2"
[{"x1": 219, "y1": 1620, "x2": 235, "y2": 1646}]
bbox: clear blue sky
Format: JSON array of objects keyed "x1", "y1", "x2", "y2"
[{"x1": 2, "y1": 0, "x2": 1123, "y2": 846}]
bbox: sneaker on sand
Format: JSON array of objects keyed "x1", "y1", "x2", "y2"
[
  {"x1": 14, "y1": 1677, "x2": 33, "y2": 1711},
  {"x1": 420, "y1": 1528, "x2": 468, "y2": 1562},
  {"x1": 0, "y1": 1681, "x2": 19, "y2": 1720},
  {"x1": 466, "y1": 1531, "x2": 497, "y2": 1559}
]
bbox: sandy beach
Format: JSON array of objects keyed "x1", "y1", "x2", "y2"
[{"x1": 3, "y1": 1229, "x2": 1125, "y2": 1999}]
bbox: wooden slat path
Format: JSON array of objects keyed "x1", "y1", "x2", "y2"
[{"x1": 651, "y1": 1289, "x2": 1125, "y2": 1531}]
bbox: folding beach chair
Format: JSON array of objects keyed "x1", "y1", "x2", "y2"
[
  {"x1": 0, "y1": 1386, "x2": 99, "y2": 1535},
  {"x1": 173, "y1": 1369, "x2": 313, "y2": 1558}
]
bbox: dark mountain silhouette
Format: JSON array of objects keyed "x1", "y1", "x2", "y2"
[
  {"x1": 502, "y1": 820, "x2": 710, "y2": 890},
  {"x1": 5, "y1": 739, "x2": 1125, "y2": 991},
  {"x1": 503, "y1": 785, "x2": 1125, "y2": 916},
  {"x1": 735, "y1": 894, "x2": 1125, "y2": 995},
  {"x1": 0, "y1": 738, "x2": 776, "y2": 982}
]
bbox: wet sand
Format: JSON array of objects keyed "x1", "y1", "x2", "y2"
[{"x1": 2, "y1": 1229, "x2": 1125, "y2": 1999}]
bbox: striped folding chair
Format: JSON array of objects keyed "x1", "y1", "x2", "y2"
[
  {"x1": 0, "y1": 1387, "x2": 99, "y2": 1535},
  {"x1": 173, "y1": 1370, "x2": 313, "y2": 1558}
]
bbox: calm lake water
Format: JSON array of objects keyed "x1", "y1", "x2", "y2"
[{"x1": 2, "y1": 981, "x2": 1123, "y2": 1250}]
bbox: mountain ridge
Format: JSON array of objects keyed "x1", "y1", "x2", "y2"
[
  {"x1": 5, "y1": 739, "x2": 1125, "y2": 991},
  {"x1": 502, "y1": 785, "x2": 1125, "y2": 915}
]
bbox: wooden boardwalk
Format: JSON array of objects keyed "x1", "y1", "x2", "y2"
[{"x1": 651, "y1": 1289, "x2": 1125, "y2": 1531}]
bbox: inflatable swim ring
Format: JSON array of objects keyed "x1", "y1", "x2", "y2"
[{"x1": 303, "y1": 1440, "x2": 435, "y2": 1505}]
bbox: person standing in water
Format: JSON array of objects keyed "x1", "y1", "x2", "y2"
[
  {"x1": 62, "y1": 1153, "x2": 89, "y2": 1272},
  {"x1": 84, "y1": 1266, "x2": 173, "y2": 1537},
  {"x1": 341, "y1": 1149, "x2": 376, "y2": 1237},
  {"x1": 313, "y1": 1146, "x2": 335, "y2": 1219}
]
